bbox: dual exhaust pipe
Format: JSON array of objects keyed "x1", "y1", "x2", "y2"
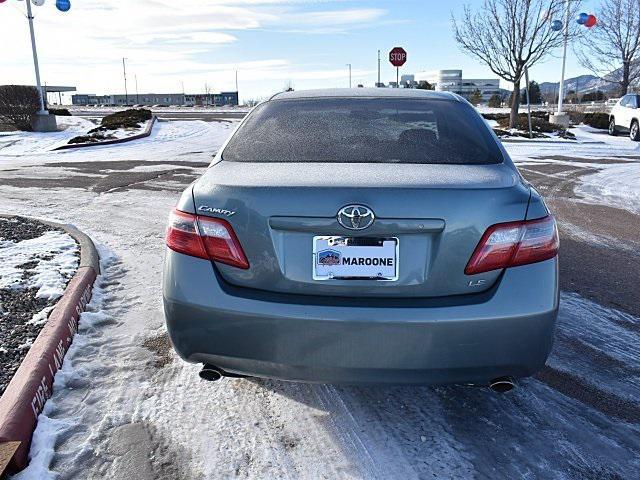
[{"x1": 200, "y1": 364, "x2": 516, "y2": 393}]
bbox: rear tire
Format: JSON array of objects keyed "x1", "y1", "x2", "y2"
[
  {"x1": 630, "y1": 120, "x2": 640, "y2": 141},
  {"x1": 608, "y1": 118, "x2": 617, "y2": 136}
]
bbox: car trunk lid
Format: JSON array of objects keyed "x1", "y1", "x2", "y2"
[{"x1": 192, "y1": 161, "x2": 530, "y2": 298}]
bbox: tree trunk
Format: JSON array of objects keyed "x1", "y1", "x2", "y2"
[
  {"x1": 509, "y1": 78, "x2": 521, "y2": 129},
  {"x1": 621, "y1": 61, "x2": 631, "y2": 96}
]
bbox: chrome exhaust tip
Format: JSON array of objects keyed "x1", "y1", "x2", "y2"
[
  {"x1": 199, "y1": 365, "x2": 223, "y2": 382},
  {"x1": 489, "y1": 376, "x2": 515, "y2": 393}
]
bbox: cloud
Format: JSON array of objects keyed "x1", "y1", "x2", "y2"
[{"x1": 0, "y1": 0, "x2": 388, "y2": 98}]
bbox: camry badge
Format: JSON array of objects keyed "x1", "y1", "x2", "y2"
[
  {"x1": 198, "y1": 206, "x2": 236, "y2": 217},
  {"x1": 337, "y1": 205, "x2": 375, "y2": 230}
]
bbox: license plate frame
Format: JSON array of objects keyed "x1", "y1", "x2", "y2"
[{"x1": 312, "y1": 236, "x2": 399, "y2": 281}]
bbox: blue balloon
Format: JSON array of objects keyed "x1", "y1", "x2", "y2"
[
  {"x1": 56, "y1": 0, "x2": 71, "y2": 12},
  {"x1": 577, "y1": 12, "x2": 589, "y2": 25},
  {"x1": 551, "y1": 20, "x2": 563, "y2": 31}
]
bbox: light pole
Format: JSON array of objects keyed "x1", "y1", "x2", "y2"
[
  {"x1": 24, "y1": 0, "x2": 46, "y2": 114},
  {"x1": 346, "y1": 63, "x2": 352, "y2": 88},
  {"x1": 549, "y1": 0, "x2": 593, "y2": 127},
  {"x1": 377, "y1": 50, "x2": 381, "y2": 87},
  {"x1": 135, "y1": 74, "x2": 139, "y2": 104},
  {"x1": 556, "y1": 0, "x2": 571, "y2": 116},
  {"x1": 5, "y1": 0, "x2": 71, "y2": 130},
  {"x1": 122, "y1": 58, "x2": 129, "y2": 105}
]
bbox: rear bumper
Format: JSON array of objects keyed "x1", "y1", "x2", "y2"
[{"x1": 163, "y1": 250, "x2": 559, "y2": 385}]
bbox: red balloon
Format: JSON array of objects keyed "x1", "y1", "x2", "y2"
[{"x1": 585, "y1": 14, "x2": 597, "y2": 28}]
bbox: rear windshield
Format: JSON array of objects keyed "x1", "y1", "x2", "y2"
[{"x1": 222, "y1": 97, "x2": 502, "y2": 164}]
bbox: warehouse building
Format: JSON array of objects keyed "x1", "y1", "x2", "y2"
[{"x1": 72, "y1": 91, "x2": 239, "y2": 107}]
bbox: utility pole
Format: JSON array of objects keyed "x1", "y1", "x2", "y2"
[
  {"x1": 122, "y1": 58, "x2": 129, "y2": 105},
  {"x1": 25, "y1": 0, "x2": 46, "y2": 114},
  {"x1": 181, "y1": 81, "x2": 185, "y2": 105},
  {"x1": 346, "y1": 64, "x2": 352, "y2": 88},
  {"x1": 235, "y1": 70, "x2": 239, "y2": 92},
  {"x1": 135, "y1": 75, "x2": 139, "y2": 104},
  {"x1": 377, "y1": 50, "x2": 381, "y2": 87}
]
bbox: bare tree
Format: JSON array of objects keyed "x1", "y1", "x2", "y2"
[
  {"x1": 0, "y1": 85, "x2": 41, "y2": 131},
  {"x1": 577, "y1": 0, "x2": 640, "y2": 96},
  {"x1": 243, "y1": 98, "x2": 264, "y2": 107},
  {"x1": 453, "y1": 0, "x2": 569, "y2": 127}
]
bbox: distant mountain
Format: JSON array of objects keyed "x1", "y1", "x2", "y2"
[{"x1": 539, "y1": 74, "x2": 615, "y2": 95}]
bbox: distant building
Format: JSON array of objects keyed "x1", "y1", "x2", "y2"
[
  {"x1": 72, "y1": 91, "x2": 239, "y2": 107},
  {"x1": 414, "y1": 70, "x2": 500, "y2": 101},
  {"x1": 400, "y1": 74, "x2": 417, "y2": 88}
]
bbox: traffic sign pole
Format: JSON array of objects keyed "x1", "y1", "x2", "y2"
[{"x1": 388, "y1": 47, "x2": 407, "y2": 88}]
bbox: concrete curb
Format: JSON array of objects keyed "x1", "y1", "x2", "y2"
[
  {"x1": 53, "y1": 116, "x2": 157, "y2": 151},
  {"x1": 0, "y1": 216, "x2": 100, "y2": 475}
]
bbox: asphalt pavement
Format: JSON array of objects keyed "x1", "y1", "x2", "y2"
[{"x1": 518, "y1": 157, "x2": 640, "y2": 318}]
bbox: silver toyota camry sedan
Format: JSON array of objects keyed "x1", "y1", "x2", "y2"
[{"x1": 163, "y1": 88, "x2": 559, "y2": 390}]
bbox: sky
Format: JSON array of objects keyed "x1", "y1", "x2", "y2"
[{"x1": 1, "y1": 0, "x2": 599, "y2": 103}]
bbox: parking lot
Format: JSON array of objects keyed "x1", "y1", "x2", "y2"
[{"x1": 1, "y1": 118, "x2": 638, "y2": 479}]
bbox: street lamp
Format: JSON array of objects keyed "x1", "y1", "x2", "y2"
[
  {"x1": 1, "y1": 0, "x2": 72, "y2": 131},
  {"x1": 346, "y1": 64, "x2": 352, "y2": 88}
]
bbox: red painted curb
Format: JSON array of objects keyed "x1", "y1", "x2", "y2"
[
  {"x1": 0, "y1": 266, "x2": 97, "y2": 474},
  {"x1": 53, "y1": 116, "x2": 157, "y2": 151}
]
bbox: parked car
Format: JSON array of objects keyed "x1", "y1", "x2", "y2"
[
  {"x1": 163, "y1": 89, "x2": 559, "y2": 391},
  {"x1": 609, "y1": 94, "x2": 640, "y2": 140}
]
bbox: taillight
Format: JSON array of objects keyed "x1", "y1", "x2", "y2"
[
  {"x1": 465, "y1": 215, "x2": 558, "y2": 275},
  {"x1": 166, "y1": 209, "x2": 249, "y2": 269}
]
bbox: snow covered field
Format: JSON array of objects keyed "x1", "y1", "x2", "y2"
[{"x1": 0, "y1": 119, "x2": 638, "y2": 478}]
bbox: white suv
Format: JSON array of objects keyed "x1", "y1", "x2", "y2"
[{"x1": 609, "y1": 94, "x2": 640, "y2": 140}]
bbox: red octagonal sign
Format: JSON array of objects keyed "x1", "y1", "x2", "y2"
[{"x1": 389, "y1": 47, "x2": 407, "y2": 67}]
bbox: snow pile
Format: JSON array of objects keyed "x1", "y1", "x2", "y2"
[
  {"x1": 0, "y1": 119, "x2": 238, "y2": 171},
  {"x1": 0, "y1": 116, "x2": 96, "y2": 156},
  {"x1": 0, "y1": 231, "x2": 79, "y2": 301}
]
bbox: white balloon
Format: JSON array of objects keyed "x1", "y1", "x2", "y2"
[{"x1": 32, "y1": 0, "x2": 45, "y2": 5}]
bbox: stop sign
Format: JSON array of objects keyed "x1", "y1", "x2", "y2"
[{"x1": 389, "y1": 47, "x2": 407, "y2": 67}]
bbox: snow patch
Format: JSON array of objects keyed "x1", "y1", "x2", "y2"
[
  {"x1": 575, "y1": 163, "x2": 640, "y2": 215},
  {"x1": 0, "y1": 231, "x2": 79, "y2": 301}
]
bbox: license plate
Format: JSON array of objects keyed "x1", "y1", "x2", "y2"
[{"x1": 313, "y1": 236, "x2": 399, "y2": 281}]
